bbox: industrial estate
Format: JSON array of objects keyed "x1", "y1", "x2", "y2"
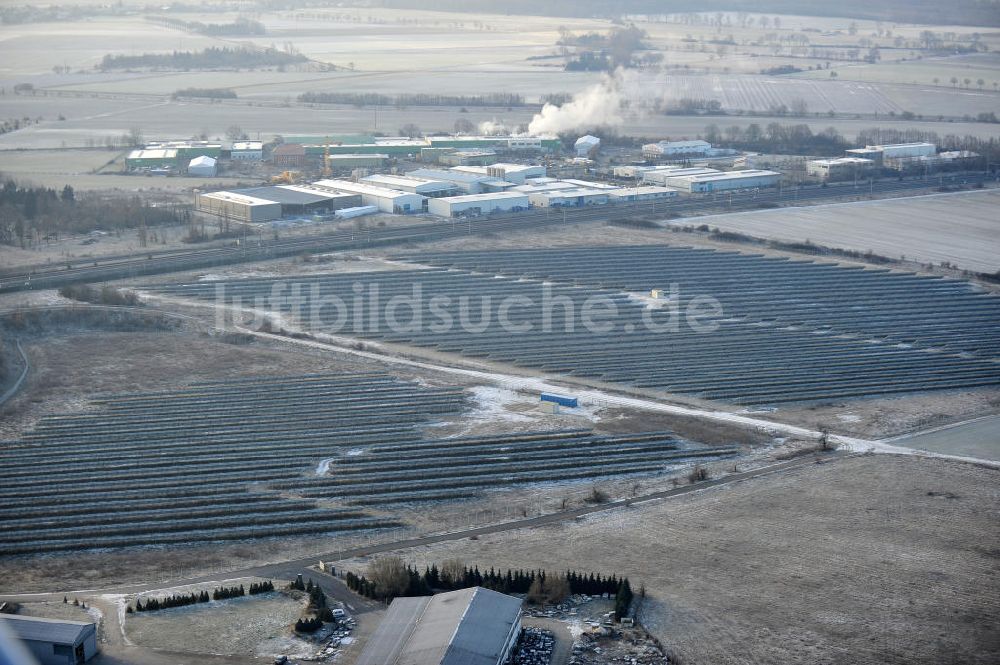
[{"x1": 1, "y1": 2, "x2": 999, "y2": 665}]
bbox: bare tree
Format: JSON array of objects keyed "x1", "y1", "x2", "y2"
[
  {"x1": 440, "y1": 558, "x2": 466, "y2": 588},
  {"x1": 367, "y1": 556, "x2": 409, "y2": 598}
]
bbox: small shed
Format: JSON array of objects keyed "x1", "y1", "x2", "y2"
[
  {"x1": 0, "y1": 615, "x2": 98, "y2": 664},
  {"x1": 187, "y1": 155, "x2": 217, "y2": 177}
]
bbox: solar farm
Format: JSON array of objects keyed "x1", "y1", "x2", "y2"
[
  {"x1": 148, "y1": 245, "x2": 1000, "y2": 405},
  {"x1": 0, "y1": 372, "x2": 729, "y2": 555}
]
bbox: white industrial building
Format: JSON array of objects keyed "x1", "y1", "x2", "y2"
[
  {"x1": 187, "y1": 155, "x2": 217, "y2": 177},
  {"x1": 642, "y1": 140, "x2": 712, "y2": 158},
  {"x1": 608, "y1": 186, "x2": 678, "y2": 202},
  {"x1": 642, "y1": 167, "x2": 719, "y2": 186},
  {"x1": 806, "y1": 157, "x2": 875, "y2": 180},
  {"x1": 361, "y1": 174, "x2": 459, "y2": 197},
  {"x1": 667, "y1": 169, "x2": 782, "y2": 193},
  {"x1": 528, "y1": 187, "x2": 610, "y2": 207},
  {"x1": 451, "y1": 163, "x2": 545, "y2": 185},
  {"x1": 230, "y1": 141, "x2": 263, "y2": 161},
  {"x1": 314, "y1": 179, "x2": 426, "y2": 214},
  {"x1": 407, "y1": 168, "x2": 513, "y2": 194},
  {"x1": 845, "y1": 142, "x2": 936, "y2": 166},
  {"x1": 356, "y1": 587, "x2": 522, "y2": 665},
  {"x1": 575, "y1": 134, "x2": 601, "y2": 157},
  {"x1": 428, "y1": 191, "x2": 529, "y2": 217},
  {"x1": 0, "y1": 615, "x2": 98, "y2": 665}
]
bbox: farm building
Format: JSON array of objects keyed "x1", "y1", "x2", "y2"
[
  {"x1": 407, "y1": 168, "x2": 514, "y2": 194},
  {"x1": 575, "y1": 134, "x2": 601, "y2": 156},
  {"x1": 608, "y1": 186, "x2": 679, "y2": 202},
  {"x1": 439, "y1": 149, "x2": 498, "y2": 166},
  {"x1": 187, "y1": 155, "x2": 217, "y2": 177},
  {"x1": 355, "y1": 587, "x2": 522, "y2": 665},
  {"x1": 642, "y1": 140, "x2": 712, "y2": 158},
  {"x1": 313, "y1": 179, "x2": 426, "y2": 214},
  {"x1": 230, "y1": 141, "x2": 263, "y2": 161},
  {"x1": 642, "y1": 167, "x2": 719, "y2": 186},
  {"x1": 667, "y1": 169, "x2": 782, "y2": 193},
  {"x1": 528, "y1": 187, "x2": 610, "y2": 207},
  {"x1": 361, "y1": 174, "x2": 460, "y2": 197},
  {"x1": 451, "y1": 163, "x2": 545, "y2": 185},
  {"x1": 271, "y1": 143, "x2": 307, "y2": 167},
  {"x1": 428, "y1": 191, "x2": 529, "y2": 217},
  {"x1": 806, "y1": 157, "x2": 875, "y2": 180},
  {"x1": 125, "y1": 148, "x2": 177, "y2": 171},
  {"x1": 0, "y1": 615, "x2": 98, "y2": 665}
]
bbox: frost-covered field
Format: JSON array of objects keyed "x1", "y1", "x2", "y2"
[{"x1": 670, "y1": 189, "x2": 1000, "y2": 274}]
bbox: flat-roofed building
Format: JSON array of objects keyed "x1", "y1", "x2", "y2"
[
  {"x1": 806, "y1": 157, "x2": 875, "y2": 180},
  {"x1": 439, "y1": 149, "x2": 498, "y2": 166},
  {"x1": 0, "y1": 615, "x2": 98, "y2": 665},
  {"x1": 313, "y1": 179, "x2": 426, "y2": 214},
  {"x1": 407, "y1": 169, "x2": 512, "y2": 194},
  {"x1": 528, "y1": 187, "x2": 610, "y2": 207},
  {"x1": 642, "y1": 167, "x2": 718, "y2": 185},
  {"x1": 607, "y1": 185, "x2": 679, "y2": 202},
  {"x1": 195, "y1": 190, "x2": 283, "y2": 223},
  {"x1": 355, "y1": 587, "x2": 522, "y2": 665},
  {"x1": 451, "y1": 163, "x2": 545, "y2": 185},
  {"x1": 125, "y1": 148, "x2": 178, "y2": 170},
  {"x1": 642, "y1": 139, "x2": 712, "y2": 158},
  {"x1": 361, "y1": 174, "x2": 460, "y2": 197},
  {"x1": 230, "y1": 141, "x2": 263, "y2": 161},
  {"x1": 428, "y1": 191, "x2": 529, "y2": 217},
  {"x1": 666, "y1": 169, "x2": 782, "y2": 193}
]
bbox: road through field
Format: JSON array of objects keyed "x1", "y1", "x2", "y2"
[{"x1": 887, "y1": 414, "x2": 1000, "y2": 461}]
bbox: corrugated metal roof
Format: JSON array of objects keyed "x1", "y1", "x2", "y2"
[
  {"x1": 356, "y1": 587, "x2": 521, "y2": 665},
  {"x1": 231, "y1": 186, "x2": 339, "y2": 206},
  {"x1": 0, "y1": 615, "x2": 94, "y2": 645}
]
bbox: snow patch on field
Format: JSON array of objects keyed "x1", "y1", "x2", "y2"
[
  {"x1": 316, "y1": 458, "x2": 335, "y2": 475},
  {"x1": 100, "y1": 594, "x2": 133, "y2": 646},
  {"x1": 467, "y1": 385, "x2": 535, "y2": 423}
]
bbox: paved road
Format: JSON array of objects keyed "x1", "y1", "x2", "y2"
[
  {"x1": 887, "y1": 414, "x2": 1000, "y2": 462},
  {"x1": 2, "y1": 175, "x2": 991, "y2": 293}
]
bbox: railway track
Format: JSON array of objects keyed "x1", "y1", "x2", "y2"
[{"x1": 1, "y1": 174, "x2": 989, "y2": 293}]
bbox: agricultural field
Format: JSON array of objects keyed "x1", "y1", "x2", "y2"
[
  {"x1": 151, "y1": 246, "x2": 1000, "y2": 405},
  {"x1": 672, "y1": 189, "x2": 1000, "y2": 274},
  {"x1": 345, "y1": 453, "x2": 1000, "y2": 665}
]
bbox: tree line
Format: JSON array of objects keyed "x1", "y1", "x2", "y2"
[
  {"x1": 151, "y1": 16, "x2": 266, "y2": 36},
  {"x1": 99, "y1": 47, "x2": 306, "y2": 71},
  {"x1": 0, "y1": 177, "x2": 190, "y2": 248},
  {"x1": 345, "y1": 558, "x2": 636, "y2": 619},
  {"x1": 127, "y1": 581, "x2": 275, "y2": 613},
  {"x1": 288, "y1": 575, "x2": 338, "y2": 630},
  {"x1": 299, "y1": 91, "x2": 526, "y2": 108}
]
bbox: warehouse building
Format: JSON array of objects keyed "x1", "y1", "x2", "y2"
[
  {"x1": 146, "y1": 140, "x2": 222, "y2": 160},
  {"x1": 642, "y1": 167, "x2": 719, "y2": 185},
  {"x1": 0, "y1": 615, "x2": 98, "y2": 664},
  {"x1": 125, "y1": 148, "x2": 178, "y2": 171},
  {"x1": 806, "y1": 157, "x2": 875, "y2": 180},
  {"x1": 845, "y1": 142, "x2": 936, "y2": 165},
  {"x1": 361, "y1": 174, "x2": 460, "y2": 197},
  {"x1": 196, "y1": 191, "x2": 283, "y2": 223},
  {"x1": 326, "y1": 154, "x2": 389, "y2": 170},
  {"x1": 667, "y1": 169, "x2": 782, "y2": 193},
  {"x1": 428, "y1": 191, "x2": 529, "y2": 217},
  {"x1": 230, "y1": 141, "x2": 263, "y2": 161},
  {"x1": 407, "y1": 169, "x2": 514, "y2": 194},
  {"x1": 528, "y1": 187, "x2": 610, "y2": 207},
  {"x1": 608, "y1": 186, "x2": 678, "y2": 202},
  {"x1": 356, "y1": 587, "x2": 522, "y2": 665},
  {"x1": 451, "y1": 163, "x2": 545, "y2": 185},
  {"x1": 439, "y1": 149, "x2": 498, "y2": 166},
  {"x1": 642, "y1": 139, "x2": 712, "y2": 158},
  {"x1": 313, "y1": 179, "x2": 426, "y2": 214},
  {"x1": 187, "y1": 155, "x2": 217, "y2": 177}
]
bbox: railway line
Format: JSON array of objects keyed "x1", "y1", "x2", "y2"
[{"x1": 1, "y1": 174, "x2": 990, "y2": 293}]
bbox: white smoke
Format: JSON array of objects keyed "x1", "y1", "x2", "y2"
[
  {"x1": 478, "y1": 119, "x2": 510, "y2": 136},
  {"x1": 528, "y1": 69, "x2": 664, "y2": 136}
]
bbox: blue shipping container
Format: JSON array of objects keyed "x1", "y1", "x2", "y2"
[{"x1": 540, "y1": 393, "x2": 578, "y2": 408}]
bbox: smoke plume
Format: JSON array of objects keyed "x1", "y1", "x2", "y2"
[{"x1": 528, "y1": 69, "x2": 662, "y2": 136}]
